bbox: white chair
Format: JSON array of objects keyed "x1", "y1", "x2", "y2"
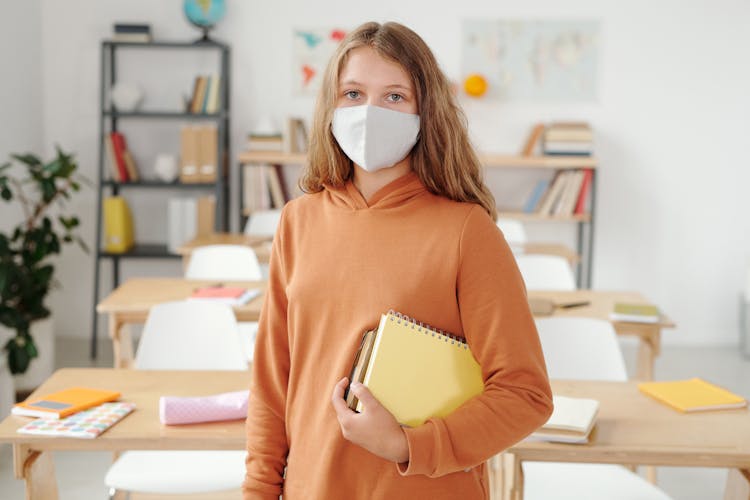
[
  {"x1": 104, "y1": 301, "x2": 248, "y2": 499},
  {"x1": 515, "y1": 254, "x2": 576, "y2": 291},
  {"x1": 185, "y1": 244, "x2": 262, "y2": 281},
  {"x1": 520, "y1": 317, "x2": 672, "y2": 500},
  {"x1": 496, "y1": 217, "x2": 527, "y2": 246},
  {"x1": 244, "y1": 208, "x2": 282, "y2": 238},
  {"x1": 184, "y1": 244, "x2": 261, "y2": 363}
]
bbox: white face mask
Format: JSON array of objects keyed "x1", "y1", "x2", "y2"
[{"x1": 331, "y1": 104, "x2": 420, "y2": 172}]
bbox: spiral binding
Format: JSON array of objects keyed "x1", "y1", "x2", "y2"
[{"x1": 388, "y1": 310, "x2": 469, "y2": 349}]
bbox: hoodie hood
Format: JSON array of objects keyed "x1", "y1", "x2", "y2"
[{"x1": 324, "y1": 171, "x2": 427, "y2": 210}]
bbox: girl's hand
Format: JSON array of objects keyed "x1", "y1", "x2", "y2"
[{"x1": 331, "y1": 377, "x2": 409, "y2": 463}]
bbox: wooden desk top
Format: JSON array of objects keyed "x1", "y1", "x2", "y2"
[
  {"x1": 96, "y1": 278, "x2": 266, "y2": 322},
  {"x1": 511, "y1": 380, "x2": 750, "y2": 468},
  {"x1": 528, "y1": 289, "x2": 675, "y2": 329},
  {"x1": 0, "y1": 368, "x2": 250, "y2": 451}
]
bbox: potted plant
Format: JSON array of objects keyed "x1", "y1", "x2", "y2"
[{"x1": 0, "y1": 147, "x2": 87, "y2": 376}]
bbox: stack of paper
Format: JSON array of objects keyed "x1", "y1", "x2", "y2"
[
  {"x1": 188, "y1": 286, "x2": 260, "y2": 306},
  {"x1": 528, "y1": 395, "x2": 599, "y2": 444}
]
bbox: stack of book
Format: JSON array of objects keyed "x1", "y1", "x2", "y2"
[
  {"x1": 112, "y1": 23, "x2": 152, "y2": 43},
  {"x1": 528, "y1": 395, "x2": 599, "y2": 443},
  {"x1": 105, "y1": 131, "x2": 140, "y2": 182},
  {"x1": 13, "y1": 387, "x2": 135, "y2": 439},
  {"x1": 247, "y1": 133, "x2": 284, "y2": 151},
  {"x1": 188, "y1": 75, "x2": 222, "y2": 114},
  {"x1": 543, "y1": 122, "x2": 593, "y2": 156}
]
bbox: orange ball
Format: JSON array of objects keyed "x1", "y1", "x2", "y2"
[{"x1": 463, "y1": 74, "x2": 488, "y2": 97}]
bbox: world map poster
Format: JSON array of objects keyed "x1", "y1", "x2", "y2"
[
  {"x1": 462, "y1": 20, "x2": 600, "y2": 101},
  {"x1": 293, "y1": 27, "x2": 348, "y2": 96}
]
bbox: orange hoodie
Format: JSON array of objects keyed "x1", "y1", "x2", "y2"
[{"x1": 244, "y1": 172, "x2": 553, "y2": 500}]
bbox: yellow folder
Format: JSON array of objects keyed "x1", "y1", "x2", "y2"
[
  {"x1": 103, "y1": 196, "x2": 134, "y2": 253},
  {"x1": 638, "y1": 378, "x2": 747, "y2": 413},
  {"x1": 355, "y1": 311, "x2": 484, "y2": 427}
]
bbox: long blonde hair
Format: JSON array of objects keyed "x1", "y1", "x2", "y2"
[{"x1": 300, "y1": 21, "x2": 496, "y2": 217}]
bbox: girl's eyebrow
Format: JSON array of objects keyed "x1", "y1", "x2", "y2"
[{"x1": 339, "y1": 80, "x2": 412, "y2": 92}]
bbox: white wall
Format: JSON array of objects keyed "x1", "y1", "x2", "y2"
[
  {"x1": 33, "y1": 0, "x2": 750, "y2": 346},
  {"x1": 0, "y1": 0, "x2": 42, "y2": 229}
]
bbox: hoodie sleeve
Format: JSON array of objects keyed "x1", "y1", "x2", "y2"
[
  {"x1": 398, "y1": 205, "x2": 553, "y2": 477},
  {"x1": 243, "y1": 210, "x2": 290, "y2": 499}
]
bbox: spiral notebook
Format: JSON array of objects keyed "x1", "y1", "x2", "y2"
[{"x1": 347, "y1": 311, "x2": 484, "y2": 427}]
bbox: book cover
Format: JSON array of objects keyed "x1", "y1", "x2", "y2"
[
  {"x1": 13, "y1": 387, "x2": 121, "y2": 419},
  {"x1": 109, "y1": 132, "x2": 130, "y2": 182},
  {"x1": 521, "y1": 123, "x2": 545, "y2": 156},
  {"x1": 189, "y1": 286, "x2": 261, "y2": 305},
  {"x1": 180, "y1": 126, "x2": 200, "y2": 183},
  {"x1": 17, "y1": 402, "x2": 135, "y2": 438},
  {"x1": 198, "y1": 126, "x2": 218, "y2": 182},
  {"x1": 638, "y1": 378, "x2": 747, "y2": 413},
  {"x1": 610, "y1": 302, "x2": 660, "y2": 323},
  {"x1": 574, "y1": 169, "x2": 593, "y2": 215},
  {"x1": 350, "y1": 311, "x2": 484, "y2": 427},
  {"x1": 528, "y1": 395, "x2": 599, "y2": 443},
  {"x1": 523, "y1": 179, "x2": 550, "y2": 213}
]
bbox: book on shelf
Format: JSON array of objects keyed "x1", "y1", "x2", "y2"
[
  {"x1": 521, "y1": 123, "x2": 545, "y2": 156},
  {"x1": 112, "y1": 23, "x2": 152, "y2": 43},
  {"x1": 180, "y1": 126, "x2": 200, "y2": 183},
  {"x1": 13, "y1": 387, "x2": 121, "y2": 419},
  {"x1": 188, "y1": 286, "x2": 261, "y2": 305},
  {"x1": 247, "y1": 133, "x2": 284, "y2": 152},
  {"x1": 554, "y1": 169, "x2": 585, "y2": 216},
  {"x1": 111, "y1": 132, "x2": 140, "y2": 182},
  {"x1": 523, "y1": 179, "x2": 550, "y2": 213},
  {"x1": 638, "y1": 378, "x2": 747, "y2": 413},
  {"x1": 107, "y1": 132, "x2": 130, "y2": 182},
  {"x1": 536, "y1": 170, "x2": 569, "y2": 216},
  {"x1": 345, "y1": 310, "x2": 484, "y2": 428},
  {"x1": 574, "y1": 169, "x2": 594, "y2": 215},
  {"x1": 167, "y1": 195, "x2": 214, "y2": 253},
  {"x1": 609, "y1": 302, "x2": 660, "y2": 323},
  {"x1": 527, "y1": 395, "x2": 599, "y2": 443},
  {"x1": 17, "y1": 402, "x2": 136, "y2": 439},
  {"x1": 103, "y1": 196, "x2": 135, "y2": 253},
  {"x1": 284, "y1": 117, "x2": 309, "y2": 153},
  {"x1": 198, "y1": 125, "x2": 218, "y2": 182},
  {"x1": 190, "y1": 76, "x2": 208, "y2": 114}
]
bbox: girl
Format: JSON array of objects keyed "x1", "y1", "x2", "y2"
[{"x1": 244, "y1": 21, "x2": 552, "y2": 500}]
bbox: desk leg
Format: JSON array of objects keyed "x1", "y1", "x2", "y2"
[
  {"x1": 724, "y1": 469, "x2": 750, "y2": 500},
  {"x1": 13, "y1": 445, "x2": 59, "y2": 500},
  {"x1": 505, "y1": 454, "x2": 524, "y2": 500},
  {"x1": 636, "y1": 333, "x2": 659, "y2": 380},
  {"x1": 109, "y1": 315, "x2": 133, "y2": 369}
]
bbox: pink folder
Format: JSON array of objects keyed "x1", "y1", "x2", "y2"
[{"x1": 159, "y1": 390, "x2": 248, "y2": 425}]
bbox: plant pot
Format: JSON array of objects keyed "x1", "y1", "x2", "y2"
[{"x1": 0, "y1": 317, "x2": 55, "y2": 393}]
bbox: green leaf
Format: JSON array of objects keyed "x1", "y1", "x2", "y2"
[
  {"x1": 0, "y1": 162, "x2": 11, "y2": 172},
  {"x1": 11, "y1": 153, "x2": 42, "y2": 167},
  {"x1": 5, "y1": 336, "x2": 31, "y2": 374}
]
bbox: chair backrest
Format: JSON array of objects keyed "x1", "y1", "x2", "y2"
[
  {"x1": 515, "y1": 254, "x2": 576, "y2": 291},
  {"x1": 185, "y1": 244, "x2": 262, "y2": 281},
  {"x1": 135, "y1": 301, "x2": 247, "y2": 370},
  {"x1": 535, "y1": 317, "x2": 628, "y2": 381},
  {"x1": 496, "y1": 217, "x2": 527, "y2": 245},
  {"x1": 244, "y1": 209, "x2": 282, "y2": 238}
]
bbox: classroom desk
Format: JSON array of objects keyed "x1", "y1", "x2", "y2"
[
  {"x1": 501, "y1": 380, "x2": 750, "y2": 500},
  {"x1": 96, "y1": 278, "x2": 265, "y2": 368},
  {"x1": 0, "y1": 368, "x2": 249, "y2": 500},
  {"x1": 176, "y1": 232, "x2": 273, "y2": 266},
  {"x1": 528, "y1": 290, "x2": 675, "y2": 380}
]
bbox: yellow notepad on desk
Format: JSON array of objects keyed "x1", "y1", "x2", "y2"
[
  {"x1": 638, "y1": 378, "x2": 747, "y2": 413},
  {"x1": 347, "y1": 311, "x2": 484, "y2": 428}
]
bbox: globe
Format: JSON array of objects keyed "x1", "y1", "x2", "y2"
[{"x1": 183, "y1": 0, "x2": 226, "y2": 42}]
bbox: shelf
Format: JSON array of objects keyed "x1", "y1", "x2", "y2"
[
  {"x1": 102, "y1": 180, "x2": 217, "y2": 189},
  {"x1": 103, "y1": 110, "x2": 226, "y2": 120},
  {"x1": 498, "y1": 212, "x2": 591, "y2": 222},
  {"x1": 479, "y1": 154, "x2": 597, "y2": 169},
  {"x1": 236, "y1": 150, "x2": 596, "y2": 169},
  {"x1": 98, "y1": 244, "x2": 180, "y2": 259},
  {"x1": 103, "y1": 40, "x2": 229, "y2": 50}
]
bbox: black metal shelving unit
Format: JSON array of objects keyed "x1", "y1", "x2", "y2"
[{"x1": 91, "y1": 40, "x2": 231, "y2": 358}]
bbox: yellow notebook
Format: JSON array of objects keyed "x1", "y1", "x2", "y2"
[
  {"x1": 12, "y1": 387, "x2": 121, "y2": 419},
  {"x1": 348, "y1": 311, "x2": 484, "y2": 427},
  {"x1": 638, "y1": 378, "x2": 747, "y2": 413}
]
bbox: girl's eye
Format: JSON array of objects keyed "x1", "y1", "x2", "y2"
[
  {"x1": 345, "y1": 90, "x2": 360, "y2": 100},
  {"x1": 387, "y1": 94, "x2": 403, "y2": 102}
]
